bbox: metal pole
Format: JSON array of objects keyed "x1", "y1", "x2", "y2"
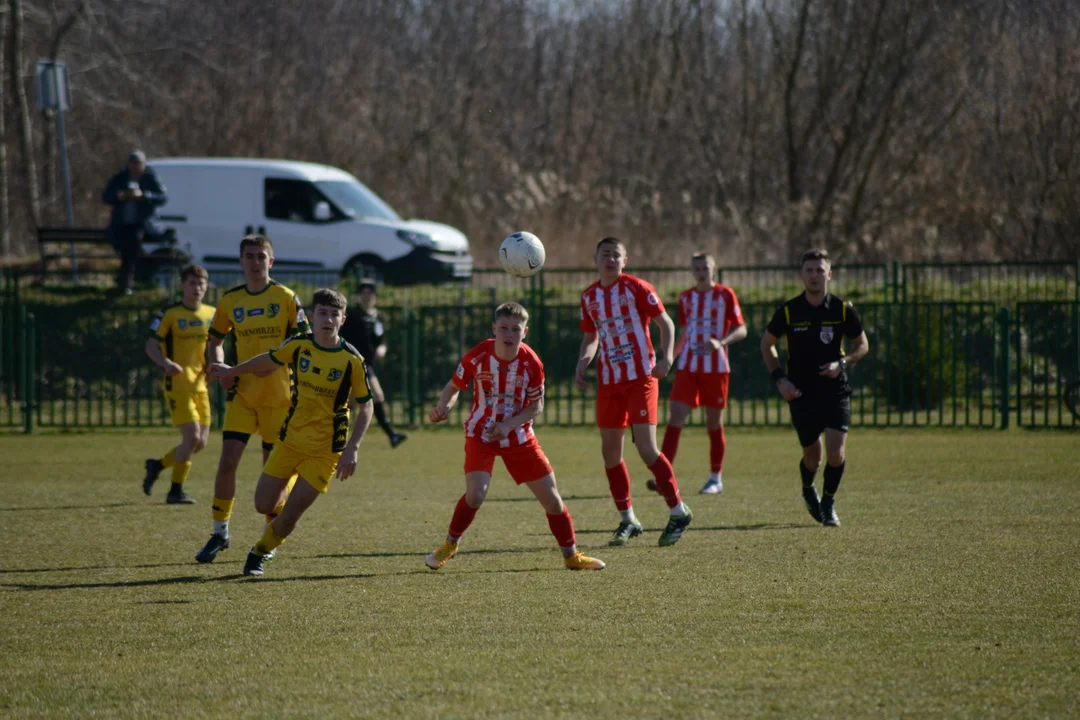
[{"x1": 51, "y1": 62, "x2": 77, "y2": 278}]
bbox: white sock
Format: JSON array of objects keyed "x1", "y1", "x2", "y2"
[
  {"x1": 561, "y1": 545, "x2": 577, "y2": 558},
  {"x1": 670, "y1": 502, "x2": 689, "y2": 517},
  {"x1": 709, "y1": 472, "x2": 722, "y2": 484},
  {"x1": 620, "y1": 508, "x2": 638, "y2": 525},
  {"x1": 213, "y1": 520, "x2": 229, "y2": 538}
]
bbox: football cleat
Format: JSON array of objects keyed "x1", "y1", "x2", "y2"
[
  {"x1": 564, "y1": 552, "x2": 606, "y2": 571},
  {"x1": 390, "y1": 433, "x2": 409, "y2": 449},
  {"x1": 142, "y1": 458, "x2": 164, "y2": 496},
  {"x1": 802, "y1": 484, "x2": 824, "y2": 524},
  {"x1": 424, "y1": 540, "x2": 459, "y2": 570},
  {"x1": 243, "y1": 550, "x2": 266, "y2": 577},
  {"x1": 194, "y1": 533, "x2": 230, "y2": 564},
  {"x1": 658, "y1": 507, "x2": 693, "y2": 547},
  {"x1": 699, "y1": 478, "x2": 723, "y2": 494},
  {"x1": 645, "y1": 478, "x2": 660, "y2": 493},
  {"x1": 820, "y1": 496, "x2": 840, "y2": 527},
  {"x1": 607, "y1": 521, "x2": 644, "y2": 546},
  {"x1": 166, "y1": 488, "x2": 196, "y2": 505}
]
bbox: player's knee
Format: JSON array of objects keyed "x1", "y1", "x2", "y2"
[
  {"x1": 802, "y1": 454, "x2": 822, "y2": 472},
  {"x1": 827, "y1": 450, "x2": 845, "y2": 466},
  {"x1": 465, "y1": 488, "x2": 487, "y2": 508}
]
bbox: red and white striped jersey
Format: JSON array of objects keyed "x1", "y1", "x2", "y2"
[
  {"x1": 579, "y1": 274, "x2": 665, "y2": 386},
  {"x1": 676, "y1": 284, "x2": 744, "y2": 373},
  {"x1": 450, "y1": 339, "x2": 545, "y2": 448}
]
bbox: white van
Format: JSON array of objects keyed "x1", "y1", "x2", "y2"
[{"x1": 149, "y1": 158, "x2": 473, "y2": 284}]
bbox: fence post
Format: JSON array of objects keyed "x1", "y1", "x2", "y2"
[
  {"x1": 407, "y1": 309, "x2": 420, "y2": 427},
  {"x1": 894, "y1": 261, "x2": 902, "y2": 303},
  {"x1": 997, "y1": 306, "x2": 1010, "y2": 430},
  {"x1": 1075, "y1": 258, "x2": 1079, "y2": 303},
  {"x1": 21, "y1": 308, "x2": 35, "y2": 433}
]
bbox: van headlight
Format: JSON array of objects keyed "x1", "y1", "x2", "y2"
[{"x1": 397, "y1": 230, "x2": 436, "y2": 248}]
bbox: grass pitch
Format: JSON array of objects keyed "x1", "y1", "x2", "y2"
[{"x1": 1, "y1": 427, "x2": 1077, "y2": 718}]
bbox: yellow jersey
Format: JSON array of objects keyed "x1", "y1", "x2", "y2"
[
  {"x1": 149, "y1": 302, "x2": 216, "y2": 393},
  {"x1": 269, "y1": 334, "x2": 372, "y2": 454},
  {"x1": 210, "y1": 281, "x2": 307, "y2": 408}
]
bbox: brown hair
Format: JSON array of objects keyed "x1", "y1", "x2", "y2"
[
  {"x1": 801, "y1": 248, "x2": 831, "y2": 266},
  {"x1": 179, "y1": 264, "x2": 208, "y2": 283},
  {"x1": 691, "y1": 252, "x2": 716, "y2": 265},
  {"x1": 312, "y1": 288, "x2": 347, "y2": 311},
  {"x1": 494, "y1": 301, "x2": 529, "y2": 326},
  {"x1": 239, "y1": 234, "x2": 274, "y2": 255},
  {"x1": 596, "y1": 236, "x2": 626, "y2": 253}
]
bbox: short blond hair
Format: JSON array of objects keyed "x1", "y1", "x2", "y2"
[
  {"x1": 494, "y1": 301, "x2": 529, "y2": 326},
  {"x1": 691, "y1": 252, "x2": 716, "y2": 265}
]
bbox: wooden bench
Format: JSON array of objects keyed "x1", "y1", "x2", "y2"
[{"x1": 37, "y1": 226, "x2": 187, "y2": 281}]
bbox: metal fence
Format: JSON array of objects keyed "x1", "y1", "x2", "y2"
[{"x1": 2, "y1": 263, "x2": 1078, "y2": 432}]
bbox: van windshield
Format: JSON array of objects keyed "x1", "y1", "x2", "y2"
[{"x1": 315, "y1": 181, "x2": 401, "y2": 221}]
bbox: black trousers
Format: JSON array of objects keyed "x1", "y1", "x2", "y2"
[{"x1": 114, "y1": 225, "x2": 141, "y2": 290}]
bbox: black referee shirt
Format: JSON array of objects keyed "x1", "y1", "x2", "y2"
[
  {"x1": 766, "y1": 293, "x2": 863, "y2": 398},
  {"x1": 340, "y1": 308, "x2": 384, "y2": 364}
]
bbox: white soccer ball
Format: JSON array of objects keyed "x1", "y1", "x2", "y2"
[{"x1": 499, "y1": 231, "x2": 546, "y2": 278}]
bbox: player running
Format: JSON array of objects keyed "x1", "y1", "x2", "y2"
[
  {"x1": 576, "y1": 237, "x2": 692, "y2": 547},
  {"x1": 646, "y1": 253, "x2": 746, "y2": 495},
  {"x1": 142, "y1": 264, "x2": 215, "y2": 504},
  {"x1": 424, "y1": 302, "x2": 605, "y2": 572},
  {"x1": 195, "y1": 234, "x2": 308, "y2": 564},
  {"x1": 208, "y1": 288, "x2": 374, "y2": 577}
]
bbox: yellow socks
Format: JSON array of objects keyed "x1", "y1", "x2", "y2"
[
  {"x1": 254, "y1": 524, "x2": 285, "y2": 556},
  {"x1": 161, "y1": 448, "x2": 176, "y2": 468},
  {"x1": 172, "y1": 461, "x2": 191, "y2": 488},
  {"x1": 211, "y1": 497, "x2": 234, "y2": 523}
]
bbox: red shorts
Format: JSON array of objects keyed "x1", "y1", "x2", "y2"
[
  {"x1": 463, "y1": 437, "x2": 553, "y2": 485},
  {"x1": 670, "y1": 370, "x2": 730, "y2": 409},
  {"x1": 596, "y1": 376, "x2": 659, "y2": 428}
]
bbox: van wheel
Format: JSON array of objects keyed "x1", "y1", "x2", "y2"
[{"x1": 343, "y1": 255, "x2": 384, "y2": 286}]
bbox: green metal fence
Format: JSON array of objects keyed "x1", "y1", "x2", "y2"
[{"x1": 2, "y1": 264, "x2": 1079, "y2": 432}]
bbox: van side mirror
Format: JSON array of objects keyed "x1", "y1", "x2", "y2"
[{"x1": 313, "y1": 201, "x2": 331, "y2": 222}]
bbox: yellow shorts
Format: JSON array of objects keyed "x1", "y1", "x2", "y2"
[
  {"x1": 262, "y1": 442, "x2": 340, "y2": 494},
  {"x1": 165, "y1": 390, "x2": 211, "y2": 427},
  {"x1": 223, "y1": 394, "x2": 289, "y2": 441}
]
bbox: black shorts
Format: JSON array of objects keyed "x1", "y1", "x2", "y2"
[{"x1": 788, "y1": 396, "x2": 851, "y2": 448}]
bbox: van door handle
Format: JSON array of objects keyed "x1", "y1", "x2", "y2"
[
  {"x1": 257, "y1": 225, "x2": 266, "y2": 235},
  {"x1": 244, "y1": 225, "x2": 254, "y2": 235}
]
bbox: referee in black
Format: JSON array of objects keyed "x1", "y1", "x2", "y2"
[
  {"x1": 761, "y1": 249, "x2": 869, "y2": 526},
  {"x1": 341, "y1": 281, "x2": 408, "y2": 448}
]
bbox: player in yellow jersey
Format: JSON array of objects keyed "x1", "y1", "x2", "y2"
[
  {"x1": 143, "y1": 265, "x2": 215, "y2": 504},
  {"x1": 208, "y1": 288, "x2": 374, "y2": 577},
  {"x1": 195, "y1": 235, "x2": 308, "y2": 564}
]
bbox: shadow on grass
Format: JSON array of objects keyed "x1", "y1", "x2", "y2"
[
  {"x1": 0, "y1": 502, "x2": 138, "y2": 512},
  {"x1": 314, "y1": 546, "x2": 544, "y2": 560},
  {"x1": 574, "y1": 522, "x2": 806, "y2": 535},
  {"x1": 0, "y1": 561, "x2": 214, "y2": 575},
  {"x1": 483, "y1": 494, "x2": 611, "y2": 503}
]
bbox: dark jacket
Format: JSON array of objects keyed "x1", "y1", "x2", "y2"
[{"x1": 102, "y1": 166, "x2": 168, "y2": 230}]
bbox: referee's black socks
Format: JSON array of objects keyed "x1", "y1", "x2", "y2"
[
  {"x1": 823, "y1": 461, "x2": 845, "y2": 496},
  {"x1": 799, "y1": 460, "x2": 816, "y2": 488},
  {"x1": 373, "y1": 402, "x2": 395, "y2": 437}
]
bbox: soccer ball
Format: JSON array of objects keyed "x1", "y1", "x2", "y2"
[{"x1": 499, "y1": 231, "x2": 546, "y2": 278}]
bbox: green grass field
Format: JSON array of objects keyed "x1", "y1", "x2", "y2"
[{"x1": 1, "y1": 427, "x2": 1078, "y2": 718}]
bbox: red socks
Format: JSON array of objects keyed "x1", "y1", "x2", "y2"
[
  {"x1": 546, "y1": 509, "x2": 576, "y2": 549},
  {"x1": 605, "y1": 462, "x2": 632, "y2": 511},
  {"x1": 648, "y1": 454, "x2": 681, "y2": 509},
  {"x1": 448, "y1": 495, "x2": 478, "y2": 540},
  {"x1": 708, "y1": 427, "x2": 726, "y2": 473},
  {"x1": 661, "y1": 425, "x2": 682, "y2": 463}
]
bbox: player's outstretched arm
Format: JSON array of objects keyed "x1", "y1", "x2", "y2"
[
  {"x1": 429, "y1": 381, "x2": 461, "y2": 423},
  {"x1": 575, "y1": 332, "x2": 598, "y2": 389},
  {"x1": 145, "y1": 338, "x2": 183, "y2": 377},
  {"x1": 336, "y1": 399, "x2": 373, "y2": 481},
  {"x1": 761, "y1": 330, "x2": 801, "y2": 401},
  {"x1": 208, "y1": 352, "x2": 277, "y2": 380},
  {"x1": 652, "y1": 312, "x2": 676, "y2": 378}
]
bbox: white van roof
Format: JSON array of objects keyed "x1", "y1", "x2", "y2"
[{"x1": 148, "y1": 157, "x2": 356, "y2": 183}]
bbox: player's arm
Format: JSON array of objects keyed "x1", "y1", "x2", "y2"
[
  {"x1": 145, "y1": 338, "x2": 183, "y2": 377},
  {"x1": 716, "y1": 322, "x2": 748, "y2": 349},
  {"x1": 820, "y1": 302, "x2": 869, "y2": 378},
  {"x1": 336, "y1": 399, "x2": 373, "y2": 481},
  {"x1": 207, "y1": 302, "x2": 237, "y2": 389},
  {"x1": 651, "y1": 311, "x2": 676, "y2": 379},
  {"x1": 575, "y1": 332, "x2": 598, "y2": 389},
  {"x1": 485, "y1": 390, "x2": 545, "y2": 442},
  {"x1": 208, "y1": 352, "x2": 278, "y2": 380},
  {"x1": 429, "y1": 380, "x2": 462, "y2": 423}
]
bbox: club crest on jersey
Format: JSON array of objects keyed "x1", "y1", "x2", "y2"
[
  {"x1": 268, "y1": 303, "x2": 280, "y2": 318},
  {"x1": 233, "y1": 307, "x2": 245, "y2": 322},
  {"x1": 328, "y1": 369, "x2": 343, "y2": 382},
  {"x1": 178, "y1": 319, "x2": 187, "y2": 330},
  {"x1": 820, "y1": 326, "x2": 834, "y2": 343},
  {"x1": 647, "y1": 293, "x2": 659, "y2": 306},
  {"x1": 299, "y1": 357, "x2": 311, "y2": 373}
]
